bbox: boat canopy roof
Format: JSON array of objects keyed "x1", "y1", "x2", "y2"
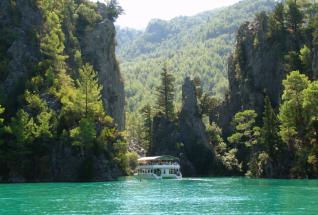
[{"x1": 138, "y1": 155, "x2": 179, "y2": 162}]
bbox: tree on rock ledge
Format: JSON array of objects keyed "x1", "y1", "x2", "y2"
[{"x1": 156, "y1": 64, "x2": 176, "y2": 120}]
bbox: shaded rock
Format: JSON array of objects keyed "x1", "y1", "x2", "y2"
[
  {"x1": 179, "y1": 77, "x2": 215, "y2": 175},
  {"x1": 216, "y1": 13, "x2": 285, "y2": 136},
  {"x1": 83, "y1": 18, "x2": 125, "y2": 130},
  {"x1": 151, "y1": 115, "x2": 179, "y2": 155}
]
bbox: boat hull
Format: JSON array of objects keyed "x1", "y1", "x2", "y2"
[{"x1": 135, "y1": 173, "x2": 182, "y2": 180}]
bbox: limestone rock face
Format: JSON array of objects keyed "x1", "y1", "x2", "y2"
[
  {"x1": 151, "y1": 115, "x2": 179, "y2": 156},
  {"x1": 216, "y1": 13, "x2": 285, "y2": 136},
  {"x1": 1, "y1": 0, "x2": 42, "y2": 107},
  {"x1": 151, "y1": 77, "x2": 215, "y2": 176},
  {"x1": 179, "y1": 77, "x2": 215, "y2": 175},
  {"x1": 83, "y1": 18, "x2": 125, "y2": 130},
  {"x1": 84, "y1": 19, "x2": 125, "y2": 130},
  {"x1": 0, "y1": 0, "x2": 126, "y2": 182}
]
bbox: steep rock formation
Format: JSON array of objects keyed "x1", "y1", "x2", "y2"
[
  {"x1": 0, "y1": 0, "x2": 126, "y2": 182},
  {"x1": 151, "y1": 115, "x2": 179, "y2": 155},
  {"x1": 216, "y1": 13, "x2": 285, "y2": 136},
  {"x1": 83, "y1": 4, "x2": 125, "y2": 130},
  {"x1": 0, "y1": 0, "x2": 42, "y2": 112},
  {"x1": 151, "y1": 77, "x2": 215, "y2": 176},
  {"x1": 179, "y1": 77, "x2": 215, "y2": 175}
]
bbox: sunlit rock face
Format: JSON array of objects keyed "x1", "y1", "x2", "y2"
[{"x1": 216, "y1": 13, "x2": 285, "y2": 136}]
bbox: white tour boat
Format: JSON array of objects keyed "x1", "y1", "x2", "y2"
[{"x1": 136, "y1": 155, "x2": 182, "y2": 179}]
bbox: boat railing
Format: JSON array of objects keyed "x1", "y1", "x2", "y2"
[{"x1": 138, "y1": 162, "x2": 179, "y2": 166}]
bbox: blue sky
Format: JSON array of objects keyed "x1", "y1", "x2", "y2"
[{"x1": 111, "y1": 0, "x2": 240, "y2": 29}]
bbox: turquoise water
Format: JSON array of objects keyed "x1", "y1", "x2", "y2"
[{"x1": 0, "y1": 178, "x2": 318, "y2": 215}]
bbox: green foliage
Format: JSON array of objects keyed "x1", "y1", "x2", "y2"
[
  {"x1": 156, "y1": 65, "x2": 176, "y2": 120},
  {"x1": 279, "y1": 71, "x2": 310, "y2": 145},
  {"x1": 299, "y1": 45, "x2": 312, "y2": 76},
  {"x1": 268, "y1": 3, "x2": 286, "y2": 40},
  {"x1": 75, "y1": 2, "x2": 102, "y2": 32},
  {"x1": 71, "y1": 117, "x2": 96, "y2": 154},
  {"x1": 227, "y1": 110, "x2": 260, "y2": 173},
  {"x1": 105, "y1": 0, "x2": 124, "y2": 22},
  {"x1": 246, "y1": 151, "x2": 270, "y2": 178},
  {"x1": 118, "y1": 0, "x2": 276, "y2": 144},
  {"x1": 208, "y1": 122, "x2": 242, "y2": 173},
  {"x1": 140, "y1": 104, "x2": 153, "y2": 152},
  {"x1": 126, "y1": 151, "x2": 139, "y2": 174},
  {"x1": 286, "y1": 0, "x2": 304, "y2": 33},
  {"x1": 76, "y1": 63, "x2": 104, "y2": 118},
  {"x1": 10, "y1": 109, "x2": 34, "y2": 145},
  {"x1": 0, "y1": 0, "x2": 129, "y2": 180},
  {"x1": 259, "y1": 97, "x2": 283, "y2": 156},
  {"x1": 278, "y1": 71, "x2": 318, "y2": 177},
  {"x1": 228, "y1": 110, "x2": 260, "y2": 148}
]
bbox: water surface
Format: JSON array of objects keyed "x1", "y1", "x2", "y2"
[{"x1": 0, "y1": 177, "x2": 318, "y2": 214}]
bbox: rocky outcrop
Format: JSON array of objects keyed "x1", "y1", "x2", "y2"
[
  {"x1": 0, "y1": 0, "x2": 126, "y2": 182},
  {"x1": 215, "y1": 13, "x2": 285, "y2": 136},
  {"x1": 0, "y1": 0, "x2": 42, "y2": 111},
  {"x1": 151, "y1": 77, "x2": 215, "y2": 176},
  {"x1": 83, "y1": 17, "x2": 125, "y2": 130},
  {"x1": 151, "y1": 115, "x2": 179, "y2": 155},
  {"x1": 179, "y1": 77, "x2": 215, "y2": 175},
  {"x1": 3, "y1": 145, "x2": 122, "y2": 183}
]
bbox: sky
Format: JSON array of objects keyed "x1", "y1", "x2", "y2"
[{"x1": 112, "y1": 0, "x2": 241, "y2": 29}]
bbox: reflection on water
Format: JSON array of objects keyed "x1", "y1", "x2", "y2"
[{"x1": 0, "y1": 177, "x2": 318, "y2": 214}]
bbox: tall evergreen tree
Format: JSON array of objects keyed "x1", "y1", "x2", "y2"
[
  {"x1": 156, "y1": 64, "x2": 175, "y2": 120},
  {"x1": 268, "y1": 3, "x2": 286, "y2": 41},
  {"x1": 37, "y1": 0, "x2": 67, "y2": 90},
  {"x1": 76, "y1": 63, "x2": 104, "y2": 118},
  {"x1": 278, "y1": 71, "x2": 311, "y2": 177},
  {"x1": 279, "y1": 71, "x2": 310, "y2": 146},
  {"x1": 140, "y1": 104, "x2": 153, "y2": 152},
  {"x1": 260, "y1": 97, "x2": 281, "y2": 153},
  {"x1": 228, "y1": 110, "x2": 261, "y2": 172},
  {"x1": 286, "y1": 0, "x2": 304, "y2": 34}
]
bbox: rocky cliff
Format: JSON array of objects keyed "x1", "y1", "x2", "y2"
[
  {"x1": 216, "y1": 12, "x2": 296, "y2": 136},
  {"x1": 82, "y1": 3, "x2": 125, "y2": 130},
  {"x1": 0, "y1": 0, "x2": 42, "y2": 113},
  {"x1": 151, "y1": 77, "x2": 215, "y2": 176},
  {"x1": 0, "y1": 1, "x2": 125, "y2": 129},
  {"x1": 0, "y1": 0, "x2": 126, "y2": 182},
  {"x1": 179, "y1": 77, "x2": 215, "y2": 175}
]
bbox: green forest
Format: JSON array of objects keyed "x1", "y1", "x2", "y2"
[
  {"x1": 121, "y1": 0, "x2": 318, "y2": 179},
  {"x1": 116, "y1": 0, "x2": 277, "y2": 143}
]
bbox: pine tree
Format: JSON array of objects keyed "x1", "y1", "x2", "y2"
[
  {"x1": 76, "y1": 63, "x2": 104, "y2": 118},
  {"x1": 70, "y1": 117, "x2": 96, "y2": 155},
  {"x1": 37, "y1": 0, "x2": 67, "y2": 90},
  {"x1": 286, "y1": 0, "x2": 304, "y2": 34},
  {"x1": 278, "y1": 71, "x2": 310, "y2": 146},
  {"x1": 278, "y1": 71, "x2": 311, "y2": 177},
  {"x1": 259, "y1": 97, "x2": 283, "y2": 164},
  {"x1": 156, "y1": 64, "x2": 175, "y2": 120},
  {"x1": 228, "y1": 110, "x2": 261, "y2": 172},
  {"x1": 268, "y1": 3, "x2": 286, "y2": 41},
  {"x1": 105, "y1": 0, "x2": 124, "y2": 21},
  {"x1": 140, "y1": 104, "x2": 152, "y2": 152}
]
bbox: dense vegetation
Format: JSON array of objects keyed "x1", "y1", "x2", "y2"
[
  {"x1": 0, "y1": 0, "x2": 129, "y2": 181},
  {"x1": 116, "y1": 0, "x2": 277, "y2": 144},
  {"x1": 134, "y1": 0, "x2": 318, "y2": 179},
  {"x1": 211, "y1": 0, "x2": 318, "y2": 178}
]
